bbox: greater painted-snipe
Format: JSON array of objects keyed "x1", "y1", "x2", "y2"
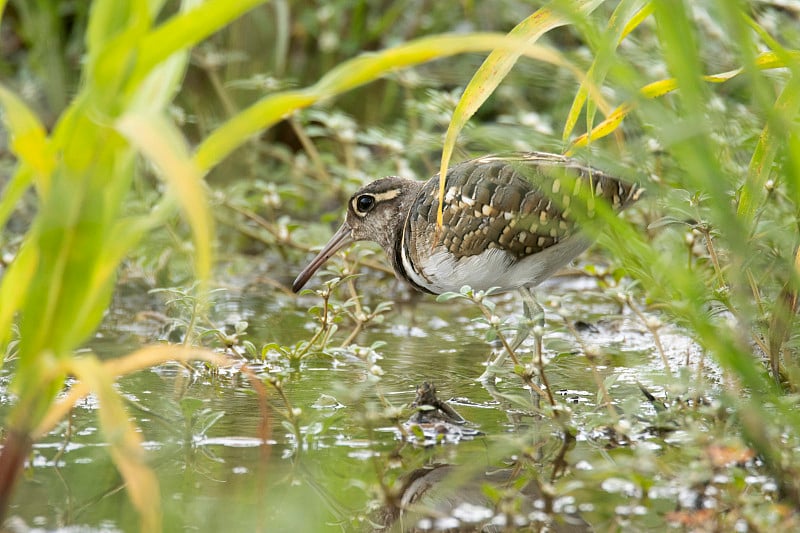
[{"x1": 293, "y1": 151, "x2": 642, "y2": 379}]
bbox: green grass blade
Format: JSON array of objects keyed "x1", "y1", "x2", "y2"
[
  {"x1": 738, "y1": 74, "x2": 800, "y2": 220},
  {"x1": 736, "y1": 25, "x2": 800, "y2": 221},
  {"x1": 86, "y1": 0, "x2": 150, "y2": 66},
  {"x1": 128, "y1": 13, "x2": 192, "y2": 112},
  {"x1": 0, "y1": 241, "x2": 38, "y2": 352},
  {"x1": 0, "y1": 166, "x2": 33, "y2": 234},
  {"x1": 194, "y1": 33, "x2": 513, "y2": 172},
  {"x1": 195, "y1": 91, "x2": 316, "y2": 173},
  {"x1": 562, "y1": 0, "x2": 650, "y2": 143},
  {"x1": 786, "y1": 128, "x2": 800, "y2": 211},
  {"x1": 84, "y1": 2, "x2": 150, "y2": 112},
  {"x1": 194, "y1": 32, "x2": 572, "y2": 173},
  {"x1": 117, "y1": 113, "x2": 212, "y2": 282},
  {"x1": 132, "y1": 0, "x2": 267, "y2": 85}
]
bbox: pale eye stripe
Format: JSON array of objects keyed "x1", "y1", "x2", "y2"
[
  {"x1": 350, "y1": 188, "x2": 402, "y2": 216},
  {"x1": 373, "y1": 190, "x2": 401, "y2": 202}
]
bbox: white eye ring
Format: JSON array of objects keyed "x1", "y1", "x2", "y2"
[{"x1": 356, "y1": 194, "x2": 375, "y2": 213}]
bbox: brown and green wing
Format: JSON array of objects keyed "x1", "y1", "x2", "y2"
[{"x1": 407, "y1": 152, "x2": 642, "y2": 260}]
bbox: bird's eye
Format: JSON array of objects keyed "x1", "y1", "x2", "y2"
[{"x1": 355, "y1": 194, "x2": 375, "y2": 213}]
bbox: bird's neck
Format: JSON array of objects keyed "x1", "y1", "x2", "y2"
[{"x1": 390, "y1": 180, "x2": 436, "y2": 294}]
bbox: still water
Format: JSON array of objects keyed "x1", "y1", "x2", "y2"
[{"x1": 1, "y1": 267, "x2": 706, "y2": 532}]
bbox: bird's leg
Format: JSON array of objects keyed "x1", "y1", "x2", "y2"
[
  {"x1": 477, "y1": 287, "x2": 544, "y2": 383},
  {"x1": 478, "y1": 348, "x2": 508, "y2": 382},
  {"x1": 519, "y1": 287, "x2": 546, "y2": 409},
  {"x1": 518, "y1": 287, "x2": 545, "y2": 366}
]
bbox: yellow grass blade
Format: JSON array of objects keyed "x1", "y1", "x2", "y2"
[
  {"x1": 34, "y1": 345, "x2": 226, "y2": 438},
  {"x1": 0, "y1": 84, "x2": 54, "y2": 188},
  {"x1": 69, "y1": 356, "x2": 162, "y2": 533},
  {"x1": 566, "y1": 103, "x2": 634, "y2": 153},
  {"x1": 436, "y1": 0, "x2": 604, "y2": 228},
  {"x1": 563, "y1": 0, "x2": 651, "y2": 143},
  {"x1": 620, "y1": 0, "x2": 654, "y2": 40},
  {"x1": 567, "y1": 50, "x2": 800, "y2": 151}
]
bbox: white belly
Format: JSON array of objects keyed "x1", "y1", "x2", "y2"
[{"x1": 404, "y1": 235, "x2": 593, "y2": 294}]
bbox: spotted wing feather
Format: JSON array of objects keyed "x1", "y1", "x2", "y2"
[{"x1": 407, "y1": 152, "x2": 641, "y2": 261}]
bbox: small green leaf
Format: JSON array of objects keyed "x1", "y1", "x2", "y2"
[{"x1": 242, "y1": 340, "x2": 257, "y2": 358}]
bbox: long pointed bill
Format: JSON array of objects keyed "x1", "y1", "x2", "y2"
[{"x1": 292, "y1": 223, "x2": 354, "y2": 292}]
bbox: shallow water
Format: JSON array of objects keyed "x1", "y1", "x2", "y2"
[{"x1": 0, "y1": 266, "x2": 715, "y2": 532}]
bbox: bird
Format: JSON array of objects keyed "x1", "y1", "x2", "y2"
[{"x1": 292, "y1": 151, "x2": 642, "y2": 379}]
